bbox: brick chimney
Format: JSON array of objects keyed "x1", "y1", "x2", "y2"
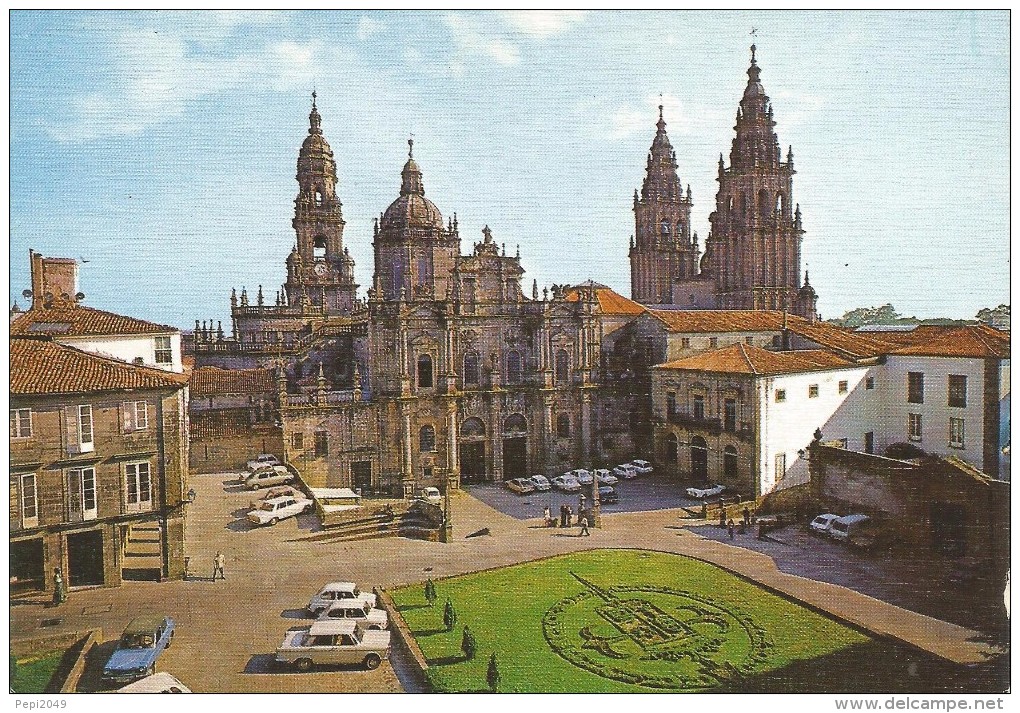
[{"x1": 29, "y1": 250, "x2": 79, "y2": 308}]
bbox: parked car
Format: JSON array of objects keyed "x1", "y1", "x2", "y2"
[
  {"x1": 307, "y1": 582, "x2": 376, "y2": 616},
  {"x1": 506, "y1": 477, "x2": 536, "y2": 495},
  {"x1": 613, "y1": 463, "x2": 639, "y2": 479},
  {"x1": 809, "y1": 513, "x2": 841, "y2": 535},
  {"x1": 247, "y1": 495, "x2": 312, "y2": 526},
  {"x1": 102, "y1": 616, "x2": 175, "y2": 686},
  {"x1": 116, "y1": 673, "x2": 191, "y2": 693},
  {"x1": 629, "y1": 459, "x2": 654, "y2": 474},
  {"x1": 246, "y1": 453, "x2": 281, "y2": 472},
  {"x1": 594, "y1": 469, "x2": 619, "y2": 486},
  {"x1": 318, "y1": 600, "x2": 389, "y2": 629},
  {"x1": 828, "y1": 514, "x2": 871, "y2": 543},
  {"x1": 243, "y1": 466, "x2": 295, "y2": 490},
  {"x1": 417, "y1": 487, "x2": 442, "y2": 505},
  {"x1": 551, "y1": 475, "x2": 581, "y2": 493},
  {"x1": 598, "y1": 485, "x2": 619, "y2": 504},
  {"x1": 249, "y1": 485, "x2": 307, "y2": 510},
  {"x1": 573, "y1": 469, "x2": 594, "y2": 486},
  {"x1": 529, "y1": 474, "x2": 552, "y2": 491},
  {"x1": 685, "y1": 484, "x2": 727, "y2": 500},
  {"x1": 276, "y1": 620, "x2": 391, "y2": 671}
]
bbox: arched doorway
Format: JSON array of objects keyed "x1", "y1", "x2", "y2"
[
  {"x1": 459, "y1": 417, "x2": 487, "y2": 484},
  {"x1": 690, "y1": 436, "x2": 708, "y2": 482},
  {"x1": 502, "y1": 414, "x2": 528, "y2": 480}
]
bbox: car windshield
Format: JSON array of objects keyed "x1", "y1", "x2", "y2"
[{"x1": 122, "y1": 633, "x2": 155, "y2": 649}]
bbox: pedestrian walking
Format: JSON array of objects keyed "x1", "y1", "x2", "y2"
[
  {"x1": 559, "y1": 504, "x2": 567, "y2": 527},
  {"x1": 579, "y1": 517, "x2": 590, "y2": 537},
  {"x1": 742, "y1": 506, "x2": 751, "y2": 527},
  {"x1": 52, "y1": 567, "x2": 67, "y2": 606},
  {"x1": 727, "y1": 519, "x2": 735, "y2": 539},
  {"x1": 543, "y1": 506, "x2": 553, "y2": 527},
  {"x1": 566, "y1": 506, "x2": 573, "y2": 528},
  {"x1": 213, "y1": 551, "x2": 226, "y2": 580}
]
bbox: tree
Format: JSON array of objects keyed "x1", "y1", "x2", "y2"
[
  {"x1": 976, "y1": 304, "x2": 1010, "y2": 329},
  {"x1": 486, "y1": 652, "x2": 500, "y2": 692},
  {"x1": 461, "y1": 625, "x2": 477, "y2": 660},
  {"x1": 443, "y1": 599, "x2": 457, "y2": 632},
  {"x1": 424, "y1": 579, "x2": 437, "y2": 607}
]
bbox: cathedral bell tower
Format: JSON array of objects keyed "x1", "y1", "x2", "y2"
[
  {"x1": 284, "y1": 92, "x2": 357, "y2": 314},
  {"x1": 629, "y1": 105, "x2": 698, "y2": 305},
  {"x1": 702, "y1": 46, "x2": 815, "y2": 318}
]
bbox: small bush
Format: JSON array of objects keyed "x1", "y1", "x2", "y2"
[
  {"x1": 443, "y1": 599, "x2": 458, "y2": 632},
  {"x1": 461, "y1": 626, "x2": 477, "y2": 660},
  {"x1": 424, "y1": 579, "x2": 437, "y2": 607},
  {"x1": 486, "y1": 652, "x2": 500, "y2": 692}
]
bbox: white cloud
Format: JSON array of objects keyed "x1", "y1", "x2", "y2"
[
  {"x1": 357, "y1": 16, "x2": 385, "y2": 41},
  {"x1": 500, "y1": 11, "x2": 587, "y2": 38},
  {"x1": 607, "y1": 94, "x2": 692, "y2": 140},
  {"x1": 772, "y1": 89, "x2": 824, "y2": 129},
  {"x1": 444, "y1": 13, "x2": 520, "y2": 67}
]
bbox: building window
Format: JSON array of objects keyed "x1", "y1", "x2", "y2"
[
  {"x1": 724, "y1": 399, "x2": 737, "y2": 432},
  {"x1": 666, "y1": 433, "x2": 678, "y2": 463},
  {"x1": 808, "y1": 384, "x2": 819, "y2": 398},
  {"x1": 78, "y1": 405, "x2": 94, "y2": 451},
  {"x1": 838, "y1": 380, "x2": 848, "y2": 395},
  {"x1": 154, "y1": 336, "x2": 173, "y2": 365},
  {"x1": 506, "y1": 350, "x2": 523, "y2": 385},
  {"x1": 775, "y1": 389, "x2": 786, "y2": 403},
  {"x1": 463, "y1": 352, "x2": 480, "y2": 386},
  {"x1": 666, "y1": 392, "x2": 677, "y2": 417},
  {"x1": 555, "y1": 349, "x2": 570, "y2": 384},
  {"x1": 775, "y1": 453, "x2": 787, "y2": 481},
  {"x1": 681, "y1": 338, "x2": 691, "y2": 349},
  {"x1": 948, "y1": 375, "x2": 967, "y2": 408},
  {"x1": 745, "y1": 337, "x2": 754, "y2": 346},
  {"x1": 861, "y1": 431, "x2": 875, "y2": 454},
  {"x1": 422, "y1": 466, "x2": 434, "y2": 480},
  {"x1": 292, "y1": 432, "x2": 304, "y2": 450},
  {"x1": 10, "y1": 408, "x2": 31, "y2": 438},
  {"x1": 314, "y1": 430, "x2": 328, "y2": 457},
  {"x1": 907, "y1": 372, "x2": 924, "y2": 404},
  {"x1": 709, "y1": 337, "x2": 719, "y2": 348},
  {"x1": 556, "y1": 414, "x2": 571, "y2": 438},
  {"x1": 908, "y1": 413, "x2": 922, "y2": 442},
  {"x1": 949, "y1": 418, "x2": 965, "y2": 448},
  {"x1": 134, "y1": 402, "x2": 148, "y2": 430},
  {"x1": 692, "y1": 395, "x2": 705, "y2": 420},
  {"x1": 724, "y1": 446, "x2": 738, "y2": 478},
  {"x1": 417, "y1": 354, "x2": 434, "y2": 389},
  {"x1": 420, "y1": 425, "x2": 436, "y2": 452},
  {"x1": 20, "y1": 473, "x2": 38, "y2": 527},
  {"x1": 124, "y1": 463, "x2": 149, "y2": 513},
  {"x1": 865, "y1": 376, "x2": 875, "y2": 390}
]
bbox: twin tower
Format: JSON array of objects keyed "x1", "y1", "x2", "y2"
[{"x1": 629, "y1": 45, "x2": 818, "y2": 320}]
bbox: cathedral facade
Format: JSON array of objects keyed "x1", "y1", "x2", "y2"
[{"x1": 629, "y1": 46, "x2": 819, "y2": 319}]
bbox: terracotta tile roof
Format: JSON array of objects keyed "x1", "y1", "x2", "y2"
[
  {"x1": 10, "y1": 304, "x2": 178, "y2": 337},
  {"x1": 647, "y1": 309, "x2": 789, "y2": 333},
  {"x1": 190, "y1": 367, "x2": 277, "y2": 397},
  {"x1": 878, "y1": 325, "x2": 1010, "y2": 359},
  {"x1": 564, "y1": 283, "x2": 645, "y2": 316},
  {"x1": 786, "y1": 320, "x2": 894, "y2": 359},
  {"x1": 654, "y1": 343, "x2": 854, "y2": 376},
  {"x1": 10, "y1": 338, "x2": 188, "y2": 396}
]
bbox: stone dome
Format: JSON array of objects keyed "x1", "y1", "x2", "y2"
[{"x1": 380, "y1": 140, "x2": 444, "y2": 232}]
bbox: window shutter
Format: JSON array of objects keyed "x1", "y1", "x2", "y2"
[
  {"x1": 122, "y1": 402, "x2": 134, "y2": 433},
  {"x1": 65, "y1": 406, "x2": 79, "y2": 454}
]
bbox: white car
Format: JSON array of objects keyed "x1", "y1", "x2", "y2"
[
  {"x1": 246, "y1": 453, "x2": 281, "y2": 472},
  {"x1": 243, "y1": 466, "x2": 295, "y2": 490},
  {"x1": 417, "y1": 487, "x2": 442, "y2": 505},
  {"x1": 594, "y1": 469, "x2": 619, "y2": 486},
  {"x1": 567, "y1": 469, "x2": 594, "y2": 486},
  {"x1": 276, "y1": 620, "x2": 391, "y2": 671},
  {"x1": 551, "y1": 475, "x2": 581, "y2": 493},
  {"x1": 318, "y1": 600, "x2": 389, "y2": 630},
  {"x1": 505, "y1": 478, "x2": 536, "y2": 495},
  {"x1": 685, "y1": 484, "x2": 727, "y2": 500},
  {"x1": 116, "y1": 673, "x2": 191, "y2": 693},
  {"x1": 247, "y1": 496, "x2": 311, "y2": 526},
  {"x1": 810, "y1": 513, "x2": 841, "y2": 534},
  {"x1": 629, "y1": 459, "x2": 654, "y2": 474},
  {"x1": 250, "y1": 485, "x2": 307, "y2": 511},
  {"x1": 308, "y1": 582, "x2": 377, "y2": 616},
  {"x1": 529, "y1": 475, "x2": 552, "y2": 491},
  {"x1": 613, "y1": 463, "x2": 639, "y2": 479}
]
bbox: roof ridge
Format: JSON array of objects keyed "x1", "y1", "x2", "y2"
[{"x1": 738, "y1": 342, "x2": 759, "y2": 375}]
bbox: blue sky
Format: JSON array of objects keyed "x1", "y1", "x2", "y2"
[{"x1": 9, "y1": 10, "x2": 1009, "y2": 328}]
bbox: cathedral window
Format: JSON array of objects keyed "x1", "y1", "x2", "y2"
[
  {"x1": 461, "y1": 418, "x2": 485, "y2": 438},
  {"x1": 660, "y1": 221, "x2": 670, "y2": 235},
  {"x1": 419, "y1": 425, "x2": 436, "y2": 452},
  {"x1": 314, "y1": 188, "x2": 323, "y2": 206},
  {"x1": 506, "y1": 350, "x2": 523, "y2": 385},
  {"x1": 463, "y1": 352, "x2": 480, "y2": 386},
  {"x1": 758, "y1": 189, "x2": 770, "y2": 217},
  {"x1": 417, "y1": 354, "x2": 434, "y2": 389},
  {"x1": 314, "y1": 235, "x2": 327, "y2": 260},
  {"x1": 776, "y1": 193, "x2": 785, "y2": 215},
  {"x1": 555, "y1": 349, "x2": 570, "y2": 384},
  {"x1": 556, "y1": 414, "x2": 571, "y2": 438}
]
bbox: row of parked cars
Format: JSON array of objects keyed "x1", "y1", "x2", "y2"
[{"x1": 505, "y1": 460, "x2": 654, "y2": 497}]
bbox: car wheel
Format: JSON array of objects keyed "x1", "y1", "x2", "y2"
[
  {"x1": 363, "y1": 654, "x2": 381, "y2": 670},
  {"x1": 269, "y1": 518, "x2": 278, "y2": 526},
  {"x1": 295, "y1": 658, "x2": 314, "y2": 672}
]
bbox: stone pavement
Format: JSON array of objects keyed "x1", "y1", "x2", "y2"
[{"x1": 10, "y1": 471, "x2": 1001, "y2": 693}]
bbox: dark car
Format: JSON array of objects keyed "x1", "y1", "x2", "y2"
[
  {"x1": 102, "y1": 616, "x2": 175, "y2": 686},
  {"x1": 598, "y1": 486, "x2": 619, "y2": 504}
]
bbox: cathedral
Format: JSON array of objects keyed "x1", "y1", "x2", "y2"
[{"x1": 629, "y1": 45, "x2": 818, "y2": 319}]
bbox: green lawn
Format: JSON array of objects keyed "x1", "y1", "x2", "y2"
[
  {"x1": 10, "y1": 650, "x2": 66, "y2": 694},
  {"x1": 392, "y1": 549, "x2": 880, "y2": 693}
]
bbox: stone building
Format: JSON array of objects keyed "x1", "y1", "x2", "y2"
[{"x1": 629, "y1": 46, "x2": 818, "y2": 319}]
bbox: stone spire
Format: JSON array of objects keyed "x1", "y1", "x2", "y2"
[
  {"x1": 308, "y1": 90, "x2": 322, "y2": 135},
  {"x1": 400, "y1": 137, "x2": 425, "y2": 196}
]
